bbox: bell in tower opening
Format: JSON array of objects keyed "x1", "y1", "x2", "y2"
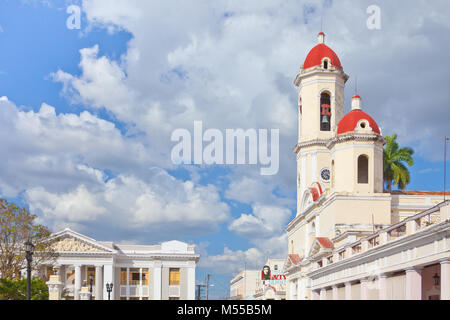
[{"x1": 320, "y1": 92, "x2": 331, "y2": 131}]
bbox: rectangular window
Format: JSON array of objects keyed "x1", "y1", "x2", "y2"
[
  {"x1": 120, "y1": 268, "x2": 127, "y2": 285},
  {"x1": 142, "y1": 268, "x2": 149, "y2": 286},
  {"x1": 169, "y1": 268, "x2": 180, "y2": 286},
  {"x1": 87, "y1": 267, "x2": 96, "y2": 284},
  {"x1": 169, "y1": 297, "x2": 180, "y2": 300},
  {"x1": 129, "y1": 268, "x2": 140, "y2": 286}
]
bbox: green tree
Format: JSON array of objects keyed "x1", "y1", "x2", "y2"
[
  {"x1": 0, "y1": 278, "x2": 49, "y2": 300},
  {"x1": 383, "y1": 134, "x2": 414, "y2": 191},
  {"x1": 0, "y1": 199, "x2": 58, "y2": 280}
]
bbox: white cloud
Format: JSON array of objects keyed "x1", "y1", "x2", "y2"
[
  {"x1": 0, "y1": 99, "x2": 151, "y2": 197},
  {"x1": 199, "y1": 246, "x2": 265, "y2": 275},
  {"x1": 229, "y1": 205, "x2": 291, "y2": 239},
  {"x1": 199, "y1": 233, "x2": 288, "y2": 275},
  {"x1": 25, "y1": 170, "x2": 230, "y2": 239}
]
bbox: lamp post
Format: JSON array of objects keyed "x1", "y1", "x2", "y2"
[
  {"x1": 89, "y1": 274, "x2": 94, "y2": 301},
  {"x1": 106, "y1": 283, "x2": 113, "y2": 300},
  {"x1": 24, "y1": 240, "x2": 35, "y2": 301}
]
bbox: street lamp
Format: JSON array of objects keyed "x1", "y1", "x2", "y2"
[
  {"x1": 106, "y1": 283, "x2": 113, "y2": 300},
  {"x1": 24, "y1": 240, "x2": 35, "y2": 301},
  {"x1": 433, "y1": 273, "x2": 440, "y2": 286},
  {"x1": 89, "y1": 273, "x2": 94, "y2": 301}
]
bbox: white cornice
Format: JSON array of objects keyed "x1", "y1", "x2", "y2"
[
  {"x1": 294, "y1": 69, "x2": 349, "y2": 87},
  {"x1": 293, "y1": 134, "x2": 385, "y2": 155}
]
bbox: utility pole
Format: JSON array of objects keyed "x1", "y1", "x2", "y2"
[
  {"x1": 196, "y1": 284, "x2": 205, "y2": 300},
  {"x1": 205, "y1": 274, "x2": 210, "y2": 300}
]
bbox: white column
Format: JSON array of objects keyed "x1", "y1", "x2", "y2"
[
  {"x1": 440, "y1": 259, "x2": 450, "y2": 300},
  {"x1": 74, "y1": 265, "x2": 82, "y2": 300},
  {"x1": 103, "y1": 264, "x2": 115, "y2": 300},
  {"x1": 154, "y1": 263, "x2": 162, "y2": 300},
  {"x1": 345, "y1": 282, "x2": 352, "y2": 300},
  {"x1": 319, "y1": 288, "x2": 327, "y2": 300},
  {"x1": 405, "y1": 268, "x2": 422, "y2": 300},
  {"x1": 311, "y1": 290, "x2": 320, "y2": 300},
  {"x1": 379, "y1": 274, "x2": 388, "y2": 300},
  {"x1": 332, "y1": 286, "x2": 339, "y2": 300},
  {"x1": 95, "y1": 265, "x2": 103, "y2": 300},
  {"x1": 360, "y1": 279, "x2": 369, "y2": 300},
  {"x1": 59, "y1": 265, "x2": 66, "y2": 287},
  {"x1": 297, "y1": 279, "x2": 304, "y2": 300},
  {"x1": 187, "y1": 266, "x2": 195, "y2": 300}
]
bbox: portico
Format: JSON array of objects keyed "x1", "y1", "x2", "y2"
[{"x1": 41, "y1": 229, "x2": 200, "y2": 300}]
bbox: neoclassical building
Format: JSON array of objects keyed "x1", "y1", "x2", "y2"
[
  {"x1": 41, "y1": 229, "x2": 200, "y2": 300},
  {"x1": 284, "y1": 32, "x2": 450, "y2": 300}
]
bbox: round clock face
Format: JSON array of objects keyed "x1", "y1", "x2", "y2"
[{"x1": 320, "y1": 168, "x2": 331, "y2": 182}]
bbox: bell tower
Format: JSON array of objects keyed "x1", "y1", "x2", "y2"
[
  {"x1": 294, "y1": 33, "x2": 349, "y2": 214},
  {"x1": 295, "y1": 32, "x2": 349, "y2": 143}
]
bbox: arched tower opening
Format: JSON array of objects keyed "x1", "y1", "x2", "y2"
[
  {"x1": 320, "y1": 92, "x2": 331, "y2": 132},
  {"x1": 358, "y1": 155, "x2": 369, "y2": 184}
]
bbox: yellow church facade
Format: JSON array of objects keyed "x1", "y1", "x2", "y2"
[{"x1": 284, "y1": 33, "x2": 450, "y2": 300}]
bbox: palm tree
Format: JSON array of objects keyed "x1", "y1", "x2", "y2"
[{"x1": 383, "y1": 134, "x2": 414, "y2": 192}]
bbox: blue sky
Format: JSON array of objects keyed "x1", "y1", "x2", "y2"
[{"x1": 1, "y1": 0, "x2": 449, "y2": 299}]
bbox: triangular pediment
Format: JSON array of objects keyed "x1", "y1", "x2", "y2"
[
  {"x1": 50, "y1": 229, "x2": 115, "y2": 253},
  {"x1": 308, "y1": 237, "x2": 334, "y2": 258}
]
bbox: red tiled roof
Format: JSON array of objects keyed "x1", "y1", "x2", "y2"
[
  {"x1": 391, "y1": 190, "x2": 449, "y2": 196},
  {"x1": 337, "y1": 109, "x2": 381, "y2": 135},
  {"x1": 303, "y1": 43, "x2": 343, "y2": 70},
  {"x1": 288, "y1": 254, "x2": 302, "y2": 265},
  {"x1": 316, "y1": 237, "x2": 334, "y2": 249}
]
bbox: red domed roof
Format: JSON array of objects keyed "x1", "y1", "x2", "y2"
[
  {"x1": 304, "y1": 43, "x2": 342, "y2": 70},
  {"x1": 337, "y1": 110, "x2": 381, "y2": 135}
]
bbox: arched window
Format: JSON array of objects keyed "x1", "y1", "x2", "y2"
[
  {"x1": 358, "y1": 155, "x2": 369, "y2": 184},
  {"x1": 311, "y1": 222, "x2": 316, "y2": 236},
  {"x1": 324, "y1": 60, "x2": 328, "y2": 70},
  {"x1": 320, "y1": 92, "x2": 331, "y2": 131}
]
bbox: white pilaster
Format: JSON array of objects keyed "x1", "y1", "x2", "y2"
[
  {"x1": 187, "y1": 266, "x2": 196, "y2": 300},
  {"x1": 154, "y1": 263, "x2": 162, "y2": 300},
  {"x1": 301, "y1": 156, "x2": 306, "y2": 198},
  {"x1": 311, "y1": 152, "x2": 317, "y2": 182}
]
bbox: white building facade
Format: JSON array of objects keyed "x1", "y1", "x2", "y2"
[
  {"x1": 284, "y1": 32, "x2": 450, "y2": 300},
  {"x1": 41, "y1": 229, "x2": 200, "y2": 300}
]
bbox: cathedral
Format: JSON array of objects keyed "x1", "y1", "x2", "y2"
[{"x1": 284, "y1": 32, "x2": 450, "y2": 300}]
